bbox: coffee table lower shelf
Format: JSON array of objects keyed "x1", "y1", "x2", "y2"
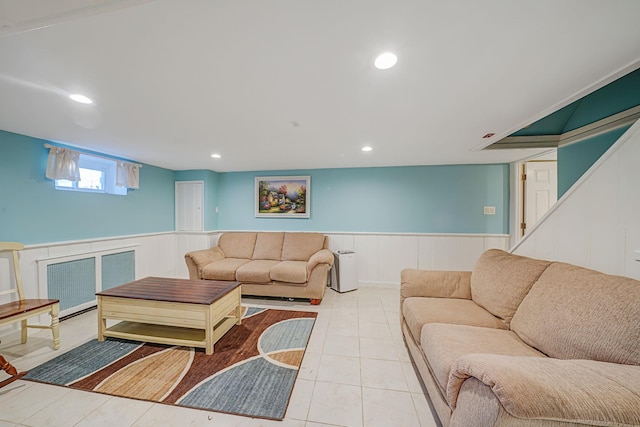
[
  {"x1": 102, "y1": 315, "x2": 239, "y2": 351},
  {"x1": 97, "y1": 282, "x2": 242, "y2": 355}
]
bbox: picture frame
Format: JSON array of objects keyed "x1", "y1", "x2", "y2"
[{"x1": 255, "y1": 176, "x2": 310, "y2": 218}]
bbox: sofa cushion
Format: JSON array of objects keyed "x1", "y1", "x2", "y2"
[
  {"x1": 201, "y1": 258, "x2": 249, "y2": 281},
  {"x1": 281, "y1": 233, "x2": 325, "y2": 261},
  {"x1": 511, "y1": 262, "x2": 640, "y2": 365},
  {"x1": 236, "y1": 260, "x2": 280, "y2": 283},
  {"x1": 252, "y1": 232, "x2": 284, "y2": 260},
  {"x1": 270, "y1": 261, "x2": 308, "y2": 283},
  {"x1": 402, "y1": 297, "x2": 507, "y2": 345},
  {"x1": 218, "y1": 232, "x2": 257, "y2": 259},
  {"x1": 471, "y1": 249, "x2": 551, "y2": 326},
  {"x1": 421, "y1": 324, "x2": 546, "y2": 397}
]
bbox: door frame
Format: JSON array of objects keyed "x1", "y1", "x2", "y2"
[
  {"x1": 510, "y1": 150, "x2": 557, "y2": 247},
  {"x1": 175, "y1": 180, "x2": 205, "y2": 232}
]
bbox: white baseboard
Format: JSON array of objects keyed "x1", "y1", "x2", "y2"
[{"x1": 358, "y1": 281, "x2": 399, "y2": 289}]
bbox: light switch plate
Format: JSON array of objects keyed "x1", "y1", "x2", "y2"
[
  {"x1": 634, "y1": 250, "x2": 640, "y2": 261},
  {"x1": 483, "y1": 206, "x2": 496, "y2": 215}
]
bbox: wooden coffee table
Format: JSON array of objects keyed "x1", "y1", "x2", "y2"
[{"x1": 96, "y1": 277, "x2": 241, "y2": 355}]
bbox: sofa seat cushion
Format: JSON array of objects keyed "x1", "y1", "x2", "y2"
[
  {"x1": 218, "y1": 232, "x2": 257, "y2": 259},
  {"x1": 421, "y1": 324, "x2": 546, "y2": 397},
  {"x1": 236, "y1": 260, "x2": 280, "y2": 283},
  {"x1": 281, "y1": 233, "x2": 325, "y2": 261},
  {"x1": 470, "y1": 249, "x2": 551, "y2": 327},
  {"x1": 511, "y1": 262, "x2": 640, "y2": 365},
  {"x1": 201, "y1": 258, "x2": 250, "y2": 281},
  {"x1": 402, "y1": 297, "x2": 507, "y2": 345},
  {"x1": 270, "y1": 261, "x2": 307, "y2": 284}
]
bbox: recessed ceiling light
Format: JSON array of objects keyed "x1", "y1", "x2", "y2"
[
  {"x1": 362, "y1": 146, "x2": 373, "y2": 152},
  {"x1": 211, "y1": 153, "x2": 222, "y2": 159},
  {"x1": 69, "y1": 94, "x2": 93, "y2": 104},
  {"x1": 374, "y1": 52, "x2": 397, "y2": 70}
]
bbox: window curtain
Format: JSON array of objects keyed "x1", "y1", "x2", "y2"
[
  {"x1": 45, "y1": 147, "x2": 80, "y2": 181},
  {"x1": 116, "y1": 161, "x2": 140, "y2": 189}
]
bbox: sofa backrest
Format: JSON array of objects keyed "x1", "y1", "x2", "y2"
[
  {"x1": 511, "y1": 262, "x2": 640, "y2": 365},
  {"x1": 252, "y1": 232, "x2": 284, "y2": 260},
  {"x1": 218, "y1": 232, "x2": 257, "y2": 258},
  {"x1": 281, "y1": 232, "x2": 326, "y2": 261},
  {"x1": 219, "y1": 231, "x2": 327, "y2": 262},
  {"x1": 471, "y1": 249, "x2": 551, "y2": 327}
]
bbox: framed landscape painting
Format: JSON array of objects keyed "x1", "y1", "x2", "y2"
[{"x1": 255, "y1": 176, "x2": 310, "y2": 218}]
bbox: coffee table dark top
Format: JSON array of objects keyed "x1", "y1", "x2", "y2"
[{"x1": 96, "y1": 277, "x2": 241, "y2": 305}]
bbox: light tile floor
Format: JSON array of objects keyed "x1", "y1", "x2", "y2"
[{"x1": 0, "y1": 287, "x2": 439, "y2": 427}]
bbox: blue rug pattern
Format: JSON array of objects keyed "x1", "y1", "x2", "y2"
[{"x1": 23, "y1": 307, "x2": 316, "y2": 420}]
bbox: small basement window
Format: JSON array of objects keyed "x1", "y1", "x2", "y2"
[{"x1": 55, "y1": 154, "x2": 127, "y2": 195}]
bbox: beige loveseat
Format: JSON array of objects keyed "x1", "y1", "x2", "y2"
[
  {"x1": 401, "y1": 249, "x2": 640, "y2": 427},
  {"x1": 185, "y1": 232, "x2": 334, "y2": 304}
]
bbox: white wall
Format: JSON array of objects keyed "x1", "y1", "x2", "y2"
[
  {"x1": 511, "y1": 120, "x2": 640, "y2": 280},
  {"x1": 327, "y1": 233, "x2": 509, "y2": 287}
]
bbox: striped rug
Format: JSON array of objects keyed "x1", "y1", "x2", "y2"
[{"x1": 24, "y1": 307, "x2": 317, "y2": 420}]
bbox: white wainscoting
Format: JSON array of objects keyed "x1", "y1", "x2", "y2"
[
  {"x1": 173, "y1": 231, "x2": 510, "y2": 287},
  {"x1": 512, "y1": 120, "x2": 640, "y2": 280},
  {"x1": 327, "y1": 233, "x2": 510, "y2": 288},
  {"x1": 0, "y1": 232, "x2": 180, "y2": 336},
  {"x1": 174, "y1": 231, "x2": 220, "y2": 278},
  {"x1": 0, "y1": 230, "x2": 508, "y2": 338}
]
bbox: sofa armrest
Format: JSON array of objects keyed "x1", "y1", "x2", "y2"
[
  {"x1": 448, "y1": 354, "x2": 640, "y2": 426},
  {"x1": 400, "y1": 269, "x2": 472, "y2": 303},
  {"x1": 307, "y1": 249, "x2": 335, "y2": 277},
  {"x1": 184, "y1": 247, "x2": 225, "y2": 279}
]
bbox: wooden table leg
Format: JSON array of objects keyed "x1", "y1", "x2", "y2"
[
  {"x1": 0, "y1": 355, "x2": 26, "y2": 388},
  {"x1": 235, "y1": 288, "x2": 242, "y2": 325},
  {"x1": 97, "y1": 297, "x2": 106, "y2": 341},
  {"x1": 205, "y1": 305, "x2": 213, "y2": 355},
  {"x1": 51, "y1": 302, "x2": 60, "y2": 350},
  {"x1": 20, "y1": 319, "x2": 28, "y2": 344}
]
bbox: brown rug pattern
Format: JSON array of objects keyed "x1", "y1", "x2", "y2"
[{"x1": 24, "y1": 307, "x2": 317, "y2": 420}]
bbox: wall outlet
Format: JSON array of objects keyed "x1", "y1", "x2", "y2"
[{"x1": 483, "y1": 206, "x2": 496, "y2": 215}]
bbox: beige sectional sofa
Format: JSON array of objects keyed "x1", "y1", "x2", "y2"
[
  {"x1": 185, "y1": 232, "x2": 334, "y2": 304},
  {"x1": 401, "y1": 249, "x2": 640, "y2": 427}
]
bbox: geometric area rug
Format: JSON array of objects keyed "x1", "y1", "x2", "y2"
[{"x1": 23, "y1": 307, "x2": 317, "y2": 420}]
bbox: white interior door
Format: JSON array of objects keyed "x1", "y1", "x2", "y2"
[
  {"x1": 175, "y1": 181, "x2": 204, "y2": 231},
  {"x1": 523, "y1": 161, "x2": 557, "y2": 235}
]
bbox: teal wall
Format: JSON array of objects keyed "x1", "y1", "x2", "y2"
[
  {"x1": 217, "y1": 165, "x2": 509, "y2": 234},
  {"x1": 514, "y1": 68, "x2": 640, "y2": 136},
  {"x1": 175, "y1": 170, "x2": 220, "y2": 230},
  {"x1": 0, "y1": 130, "x2": 176, "y2": 244},
  {"x1": 562, "y1": 71, "x2": 640, "y2": 133},
  {"x1": 557, "y1": 126, "x2": 630, "y2": 197},
  {"x1": 3, "y1": 129, "x2": 510, "y2": 244},
  {"x1": 511, "y1": 68, "x2": 639, "y2": 196}
]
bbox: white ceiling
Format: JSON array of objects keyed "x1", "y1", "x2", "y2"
[{"x1": 1, "y1": 0, "x2": 640, "y2": 172}]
